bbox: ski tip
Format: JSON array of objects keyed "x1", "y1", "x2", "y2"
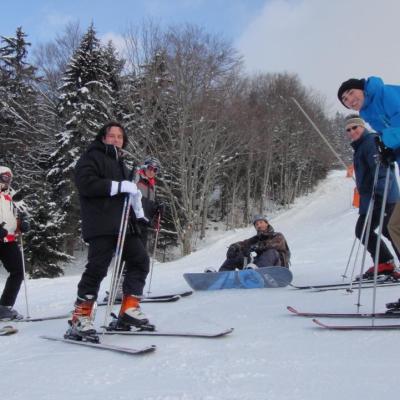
[
  {"x1": 180, "y1": 290, "x2": 194, "y2": 297},
  {"x1": 311, "y1": 319, "x2": 327, "y2": 328},
  {"x1": 0, "y1": 325, "x2": 18, "y2": 335},
  {"x1": 221, "y1": 327, "x2": 234, "y2": 336},
  {"x1": 286, "y1": 306, "x2": 298, "y2": 314}
]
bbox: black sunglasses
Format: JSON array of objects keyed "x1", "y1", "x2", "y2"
[
  {"x1": 147, "y1": 165, "x2": 158, "y2": 173},
  {"x1": 346, "y1": 125, "x2": 359, "y2": 133}
]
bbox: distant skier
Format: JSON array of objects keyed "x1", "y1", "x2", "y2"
[
  {"x1": 0, "y1": 166, "x2": 29, "y2": 320},
  {"x1": 66, "y1": 121, "x2": 151, "y2": 341},
  {"x1": 344, "y1": 115, "x2": 400, "y2": 278},
  {"x1": 136, "y1": 156, "x2": 165, "y2": 249},
  {"x1": 218, "y1": 215, "x2": 290, "y2": 271}
]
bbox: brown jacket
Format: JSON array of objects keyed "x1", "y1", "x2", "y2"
[{"x1": 227, "y1": 224, "x2": 290, "y2": 267}]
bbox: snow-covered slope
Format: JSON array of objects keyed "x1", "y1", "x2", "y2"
[{"x1": 1, "y1": 170, "x2": 399, "y2": 400}]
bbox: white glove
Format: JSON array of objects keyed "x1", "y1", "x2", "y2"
[
  {"x1": 110, "y1": 180, "x2": 138, "y2": 196},
  {"x1": 130, "y1": 192, "x2": 146, "y2": 220}
]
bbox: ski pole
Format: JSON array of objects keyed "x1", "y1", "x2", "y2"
[
  {"x1": 353, "y1": 160, "x2": 381, "y2": 306},
  {"x1": 102, "y1": 193, "x2": 132, "y2": 331},
  {"x1": 371, "y1": 165, "x2": 392, "y2": 325},
  {"x1": 146, "y1": 212, "x2": 161, "y2": 296},
  {"x1": 345, "y1": 197, "x2": 374, "y2": 283},
  {"x1": 19, "y1": 235, "x2": 30, "y2": 319}
]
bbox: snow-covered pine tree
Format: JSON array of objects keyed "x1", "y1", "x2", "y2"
[
  {"x1": 48, "y1": 24, "x2": 121, "y2": 254},
  {"x1": 0, "y1": 27, "x2": 38, "y2": 175},
  {"x1": 0, "y1": 27, "x2": 70, "y2": 277}
]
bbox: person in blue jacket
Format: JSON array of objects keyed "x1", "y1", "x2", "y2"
[
  {"x1": 339, "y1": 77, "x2": 400, "y2": 306},
  {"x1": 338, "y1": 77, "x2": 400, "y2": 272},
  {"x1": 344, "y1": 115, "x2": 400, "y2": 278}
]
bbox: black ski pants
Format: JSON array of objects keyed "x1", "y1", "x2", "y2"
[
  {"x1": 77, "y1": 234, "x2": 149, "y2": 299},
  {"x1": 355, "y1": 202, "x2": 400, "y2": 264},
  {"x1": 219, "y1": 249, "x2": 282, "y2": 271},
  {"x1": 0, "y1": 241, "x2": 24, "y2": 306}
]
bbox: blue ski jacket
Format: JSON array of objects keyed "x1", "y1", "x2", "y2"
[
  {"x1": 360, "y1": 76, "x2": 400, "y2": 163},
  {"x1": 351, "y1": 130, "x2": 399, "y2": 214}
]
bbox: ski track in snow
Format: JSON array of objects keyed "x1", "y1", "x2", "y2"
[{"x1": 1, "y1": 170, "x2": 399, "y2": 400}]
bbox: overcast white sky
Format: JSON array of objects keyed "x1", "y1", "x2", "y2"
[{"x1": 237, "y1": 0, "x2": 400, "y2": 114}]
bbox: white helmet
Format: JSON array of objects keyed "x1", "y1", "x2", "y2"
[{"x1": 0, "y1": 166, "x2": 12, "y2": 176}]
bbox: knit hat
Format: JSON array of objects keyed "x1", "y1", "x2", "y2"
[
  {"x1": 337, "y1": 79, "x2": 365, "y2": 107},
  {"x1": 344, "y1": 115, "x2": 365, "y2": 130},
  {"x1": 253, "y1": 214, "x2": 268, "y2": 225}
]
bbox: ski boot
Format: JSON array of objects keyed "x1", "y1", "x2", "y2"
[
  {"x1": 391, "y1": 268, "x2": 400, "y2": 281},
  {"x1": 108, "y1": 295, "x2": 155, "y2": 332},
  {"x1": 385, "y1": 298, "x2": 400, "y2": 314},
  {"x1": 65, "y1": 295, "x2": 99, "y2": 343},
  {"x1": 0, "y1": 305, "x2": 23, "y2": 321},
  {"x1": 362, "y1": 261, "x2": 395, "y2": 279}
]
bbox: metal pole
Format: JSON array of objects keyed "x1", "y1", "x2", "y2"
[
  {"x1": 19, "y1": 235, "x2": 30, "y2": 319},
  {"x1": 344, "y1": 198, "x2": 374, "y2": 283},
  {"x1": 146, "y1": 212, "x2": 161, "y2": 296},
  {"x1": 102, "y1": 194, "x2": 132, "y2": 332},
  {"x1": 291, "y1": 97, "x2": 349, "y2": 171},
  {"x1": 371, "y1": 166, "x2": 392, "y2": 324},
  {"x1": 354, "y1": 161, "x2": 381, "y2": 308}
]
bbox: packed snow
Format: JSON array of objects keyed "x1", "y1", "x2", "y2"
[{"x1": 1, "y1": 170, "x2": 399, "y2": 400}]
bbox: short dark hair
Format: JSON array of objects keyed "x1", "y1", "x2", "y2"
[{"x1": 96, "y1": 121, "x2": 128, "y2": 148}]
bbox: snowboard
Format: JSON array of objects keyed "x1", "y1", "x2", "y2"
[{"x1": 183, "y1": 266, "x2": 293, "y2": 290}]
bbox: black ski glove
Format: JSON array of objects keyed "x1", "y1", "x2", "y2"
[
  {"x1": 227, "y1": 243, "x2": 242, "y2": 259},
  {"x1": 249, "y1": 243, "x2": 266, "y2": 255},
  {"x1": 375, "y1": 136, "x2": 396, "y2": 167},
  {"x1": 18, "y1": 212, "x2": 30, "y2": 233}
]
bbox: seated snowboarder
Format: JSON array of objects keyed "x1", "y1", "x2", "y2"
[{"x1": 219, "y1": 215, "x2": 290, "y2": 271}]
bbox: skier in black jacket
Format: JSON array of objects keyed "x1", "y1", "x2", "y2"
[
  {"x1": 345, "y1": 115, "x2": 400, "y2": 279},
  {"x1": 67, "y1": 121, "x2": 150, "y2": 339}
]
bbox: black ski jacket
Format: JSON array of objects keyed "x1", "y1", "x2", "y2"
[{"x1": 75, "y1": 139, "x2": 137, "y2": 241}]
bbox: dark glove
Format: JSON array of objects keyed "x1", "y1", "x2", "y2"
[
  {"x1": 20, "y1": 220, "x2": 30, "y2": 233},
  {"x1": 227, "y1": 243, "x2": 242, "y2": 259},
  {"x1": 18, "y1": 212, "x2": 30, "y2": 233},
  {"x1": 249, "y1": 242, "x2": 266, "y2": 254},
  {"x1": 0, "y1": 223, "x2": 8, "y2": 240},
  {"x1": 375, "y1": 136, "x2": 396, "y2": 167},
  {"x1": 137, "y1": 217, "x2": 150, "y2": 226}
]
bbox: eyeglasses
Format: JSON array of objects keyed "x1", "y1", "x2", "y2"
[
  {"x1": 147, "y1": 165, "x2": 158, "y2": 173},
  {"x1": 346, "y1": 125, "x2": 359, "y2": 133}
]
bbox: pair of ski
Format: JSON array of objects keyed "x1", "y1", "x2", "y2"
[
  {"x1": 97, "y1": 289, "x2": 193, "y2": 306},
  {"x1": 41, "y1": 327, "x2": 234, "y2": 356},
  {"x1": 3, "y1": 290, "x2": 194, "y2": 324},
  {"x1": 287, "y1": 306, "x2": 400, "y2": 330},
  {"x1": 290, "y1": 277, "x2": 400, "y2": 292}
]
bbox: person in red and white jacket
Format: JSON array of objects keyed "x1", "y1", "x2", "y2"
[
  {"x1": 136, "y1": 156, "x2": 165, "y2": 248},
  {"x1": 0, "y1": 166, "x2": 29, "y2": 320}
]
